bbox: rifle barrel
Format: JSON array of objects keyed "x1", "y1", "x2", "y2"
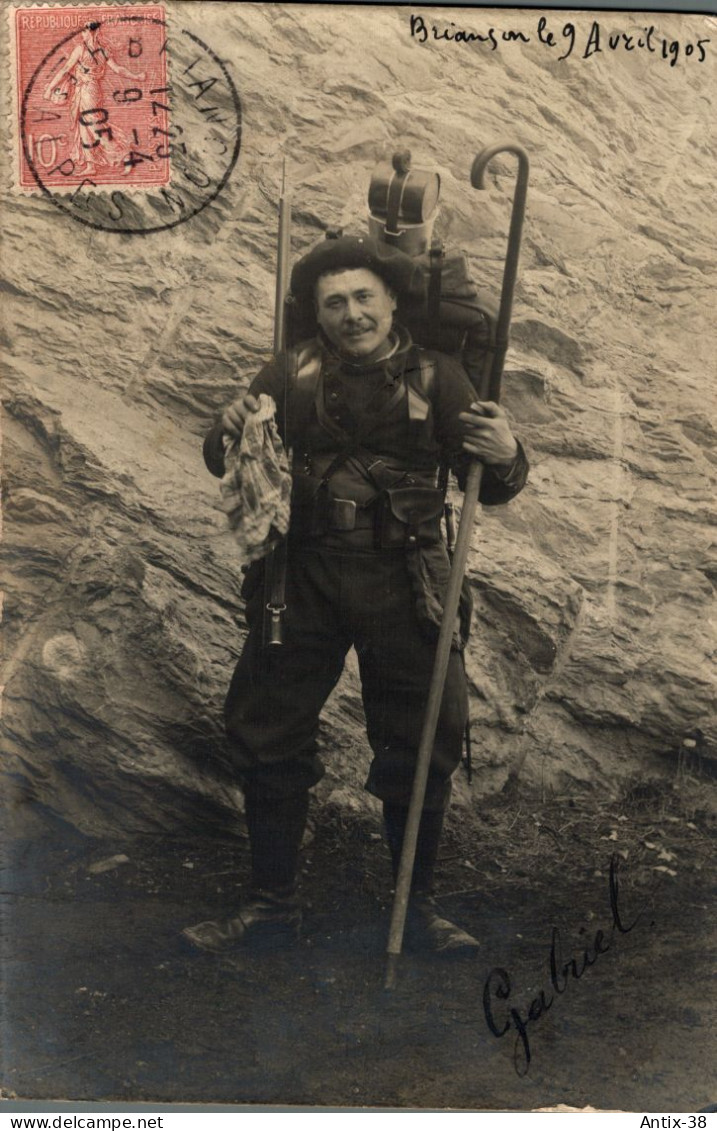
[
  {"x1": 263, "y1": 165, "x2": 293, "y2": 651},
  {"x1": 274, "y1": 171, "x2": 292, "y2": 356}
]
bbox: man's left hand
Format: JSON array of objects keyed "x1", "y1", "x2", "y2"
[{"x1": 459, "y1": 401, "x2": 519, "y2": 465}]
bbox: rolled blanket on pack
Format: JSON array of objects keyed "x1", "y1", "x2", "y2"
[{"x1": 218, "y1": 393, "x2": 292, "y2": 562}]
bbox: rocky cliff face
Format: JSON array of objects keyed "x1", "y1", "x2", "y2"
[{"x1": 2, "y1": 5, "x2": 715, "y2": 836}]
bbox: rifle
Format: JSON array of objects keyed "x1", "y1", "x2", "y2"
[
  {"x1": 385, "y1": 143, "x2": 529, "y2": 989},
  {"x1": 263, "y1": 161, "x2": 292, "y2": 648}
]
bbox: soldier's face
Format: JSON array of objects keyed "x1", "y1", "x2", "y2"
[{"x1": 315, "y1": 268, "x2": 397, "y2": 362}]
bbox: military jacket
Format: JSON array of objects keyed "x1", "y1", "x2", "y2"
[{"x1": 203, "y1": 328, "x2": 528, "y2": 516}]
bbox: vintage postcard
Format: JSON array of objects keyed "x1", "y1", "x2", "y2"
[{"x1": 1, "y1": 0, "x2": 715, "y2": 1114}]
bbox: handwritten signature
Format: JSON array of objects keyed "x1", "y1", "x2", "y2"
[{"x1": 482, "y1": 853, "x2": 647, "y2": 1076}]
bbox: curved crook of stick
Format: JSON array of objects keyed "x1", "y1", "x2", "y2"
[{"x1": 471, "y1": 143, "x2": 530, "y2": 402}]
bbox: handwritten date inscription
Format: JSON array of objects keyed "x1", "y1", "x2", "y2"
[{"x1": 409, "y1": 14, "x2": 710, "y2": 68}]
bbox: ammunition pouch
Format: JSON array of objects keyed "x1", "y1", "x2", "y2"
[
  {"x1": 290, "y1": 475, "x2": 371, "y2": 536},
  {"x1": 375, "y1": 486, "x2": 444, "y2": 549}
]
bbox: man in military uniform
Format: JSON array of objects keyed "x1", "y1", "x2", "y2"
[{"x1": 184, "y1": 235, "x2": 528, "y2": 954}]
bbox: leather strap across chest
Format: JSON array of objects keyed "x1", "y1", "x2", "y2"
[{"x1": 284, "y1": 339, "x2": 439, "y2": 503}]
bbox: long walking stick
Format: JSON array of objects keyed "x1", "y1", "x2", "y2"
[{"x1": 384, "y1": 143, "x2": 529, "y2": 990}]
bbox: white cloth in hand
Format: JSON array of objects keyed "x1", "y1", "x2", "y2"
[{"x1": 219, "y1": 394, "x2": 291, "y2": 562}]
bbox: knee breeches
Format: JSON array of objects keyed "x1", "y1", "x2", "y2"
[{"x1": 224, "y1": 547, "x2": 468, "y2": 810}]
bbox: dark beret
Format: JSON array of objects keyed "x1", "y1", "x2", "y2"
[{"x1": 290, "y1": 235, "x2": 425, "y2": 303}]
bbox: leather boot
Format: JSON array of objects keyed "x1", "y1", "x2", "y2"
[
  {"x1": 181, "y1": 789, "x2": 308, "y2": 952},
  {"x1": 383, "y1": 802, "x2": 480, "y2": 954},
  {"x1": 405, "y1": 895, "x2": 481, "y2": 954},
  {"x1": 181, "y1": 887, "x2": 301, "y2": 952}
]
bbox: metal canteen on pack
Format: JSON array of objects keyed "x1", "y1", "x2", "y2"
[{"x1": 367, "y1": 149, "x2": 440, "y2": 257}]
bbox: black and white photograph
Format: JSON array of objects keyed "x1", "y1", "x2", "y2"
[{"x1": 1, "y1": 0, "x2": 715, "y2": 1114}]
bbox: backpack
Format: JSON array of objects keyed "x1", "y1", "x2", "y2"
[{"x1": 403, "y1": 247, "x2": 498, "y2": 403}]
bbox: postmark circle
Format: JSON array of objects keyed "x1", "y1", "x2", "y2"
[{"x1": 19, "y1": 11, "x2": 242, "y2": 234}]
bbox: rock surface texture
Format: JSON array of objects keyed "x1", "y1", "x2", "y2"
[{"x1": 2, "y1": 5, "x2": 715, "y2": 836}]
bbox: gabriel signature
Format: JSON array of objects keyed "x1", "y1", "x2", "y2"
[{"x1": 482, "y1": 853, "x2": 647, "y2": 1075}]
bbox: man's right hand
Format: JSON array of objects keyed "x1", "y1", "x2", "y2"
[{"x1": 221, "y1": 393, "x2": 261, "y2": 439}]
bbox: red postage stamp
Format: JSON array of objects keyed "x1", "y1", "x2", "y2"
[{"x1": 13, "y1": 4, "x2": 170, "y2": 190}]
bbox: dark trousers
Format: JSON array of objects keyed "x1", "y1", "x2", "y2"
[{"x1": 225, "y1": 546, "x2": 468, "y2": 811}]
